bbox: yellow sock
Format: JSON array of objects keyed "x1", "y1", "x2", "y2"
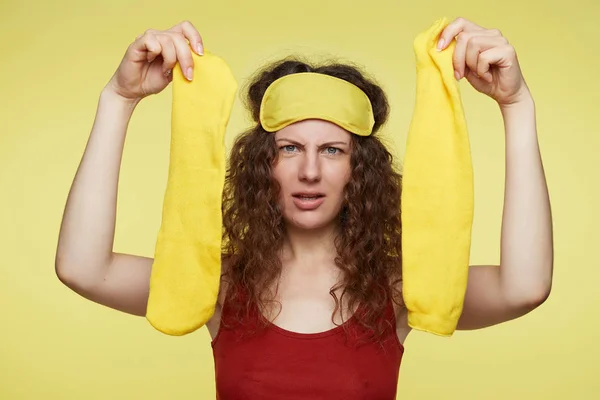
[
  {"x1": 145, "y1": 49, "x2": 238, "y2": 336},
  {"x1": 401, "y1": 17, "x2": 474, "y2": 336}
]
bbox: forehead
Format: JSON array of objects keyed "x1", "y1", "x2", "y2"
[{"x1": 274, "y1": 119, "x2": 351, "y2": 143}]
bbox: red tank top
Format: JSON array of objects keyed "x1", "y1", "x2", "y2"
[{"x1": 211, "y1": 296, "x2": 404, "y2": 399}]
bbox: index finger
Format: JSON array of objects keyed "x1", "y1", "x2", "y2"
[
  {"x1": 437, "y1": 17, "x2": 484, "y2": 51},
  {"x1": 169, "y1": 20, "x2": 204, "y2": 55}
]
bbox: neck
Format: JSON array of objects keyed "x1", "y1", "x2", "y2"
[{"x1": 279, "y1": 221, "x2": 340, "y2": 268}]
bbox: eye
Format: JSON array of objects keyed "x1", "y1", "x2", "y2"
[
  {"x1": 324, "y1": 147, "x2": 341, "y2": 155},
  {"x1": 280, "y1": 145, "x2": 298, "y2": 153}
]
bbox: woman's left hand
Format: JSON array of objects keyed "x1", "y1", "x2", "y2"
[{"x1": 437, "y1": 17, "x2": 532, "y2": 106}]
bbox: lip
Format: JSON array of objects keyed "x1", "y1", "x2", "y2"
[
  {"x1": 292, "y1": 191, "x2": 325, "y2": 197},
  {"x1": 292, "y1": 194, "x2": 325, "y2": 210}
]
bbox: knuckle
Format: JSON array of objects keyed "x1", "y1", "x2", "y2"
[
  {"x1": 180, "y1": 50, "x2": 194, "y2": 66},
  {"x1": 172, "y1": 31, "x2": 185, "y2": 41},
  {"x1": 163, "y1": 48, "x2": 176, "y2": 60},
  {"x1": 470, "y1": 35, "x2": 484, "y2": 44},
  {"x1": 452, "y1": 54, "x2": 461, "y2": 68},
  {"x1": 160, "y1": 47, "x2": 175, "y2": 61},
  {"x1": 182, "y1": 20, "x2": 197, "y2": 31},
  {"x1": 455, "y1": 31, "x2": 468, "y2": 42},
  {"x1": 158, "y1": 32, "x2": 175, "y2": 46},
  {"x1": 164, "y1": 57, "x2": 177, "y2": 67}
]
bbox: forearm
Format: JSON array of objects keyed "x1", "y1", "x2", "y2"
[
  {"x1": 498, "y1": 93, "x2": 553, "y2": 304},
  {"x1": 55, "y1": 87, "x2": 140, "y2": 284}
]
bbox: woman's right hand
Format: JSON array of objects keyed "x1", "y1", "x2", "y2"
[{"x1": 106, "y1": 20, "x2": 204, "y2": 102}]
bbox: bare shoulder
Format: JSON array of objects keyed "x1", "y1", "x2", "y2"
[
  {"x1": 394, "y1": 303, "x2": 411, "y2": 345},
  {"x1": 391, "y1": 282, "x2": 411, "y2": 345},
  {"x1": 205, "y1": 254, "x2": 234, "y2": 339}
]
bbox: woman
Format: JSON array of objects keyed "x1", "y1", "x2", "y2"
[{"x1": 55, "y1": 17, "x2": 553, "y2": 399}]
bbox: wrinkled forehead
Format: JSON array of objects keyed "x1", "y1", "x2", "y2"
[{"x1": 274, "y1": 119, "x2": 352, "y2": 145}]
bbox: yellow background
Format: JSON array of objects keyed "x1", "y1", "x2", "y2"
[{"x1": 1, "y1": 0, "x2": 598, "y2": 398}]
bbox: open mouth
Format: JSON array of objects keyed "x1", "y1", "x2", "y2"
[
  {"x1": 293, "y1": 195, "x2": 324, "y2": 201},
  {"x1": 291, "y1": 193, "x2": 326, "y2": 210}
]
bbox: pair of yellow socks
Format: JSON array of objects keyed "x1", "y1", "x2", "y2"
[{"x1": 145, "y1": 17, "x2": 473, "y2": 338}]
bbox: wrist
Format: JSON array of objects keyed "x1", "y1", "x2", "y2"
[
  {"x1": 499, "y1": 92, "x2": 538, "y2": 145},
  {"x1": 101, "y1": 84, "x2": 142, "y2": 110},
  {"x1": 499, "y1": 94, "x2": 535, "y2": 120},
  {"x1": 499, "y1": 88, "x2": 534, "y2": 113},
  {"x1": 97, "y1": 86, "x2": 141, "y2": 128}
]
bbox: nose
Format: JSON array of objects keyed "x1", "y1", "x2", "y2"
[{"x1": 298, "y1": 150, "x2": 321, "y2": 182}]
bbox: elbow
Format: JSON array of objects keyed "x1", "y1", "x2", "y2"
[
  {"x1": 55, "y1": 251, "x2": 79, "y2": 287},
  {"x1": 55, "y1": 253, "x2": 72, "y2": 286},
  {"x1": 54, "y1": 255, "x2": 101, "y2": 293},
  {"x1": 55, "y1": 258, "x2": 80, "y2": 290},
  {"x1": 504, "y1": 262, "x2": 553, "y2": 310},
  {"x1": 534, "y1": 282, "x2": 552, "y2": 306},
  {"x1": 55, "y1": 261, "x2": 103, "y2": 302},
  {"x1": 503, "y1": 279, "x2": 552, "y2": 315},
  {"x1": 514, "y1": 281, "x2": 552, "y2": 312},
  {"x1": 527, "y1": 286, "x2": 551, "y2": 309},
  {"x1": 531, "y1": 265, "x2": 554, "y2": 307}
]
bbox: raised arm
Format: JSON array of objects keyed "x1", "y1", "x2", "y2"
[
  {"x1": 434, "y1": 17, "x2": 553, "y2": 330},
  {"x1": 55, "y1": 21, "x2": 205, "y2": 317}
]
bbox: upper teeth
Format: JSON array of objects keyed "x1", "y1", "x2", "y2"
[{"x1": 300, "y1": 196, "x2": 318, "y2": 199}]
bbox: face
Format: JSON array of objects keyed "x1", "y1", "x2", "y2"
[{"x1": 272, "y1": 119, "x2": 352, "y2": 231}]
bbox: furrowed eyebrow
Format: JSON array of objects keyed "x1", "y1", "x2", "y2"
[
  {"x1": 275, "y1": 138, "x2": 299, "y2": 144},
  {"x1": 321, "y1": 141, "x2": 349, "y2": 147},
  {"x1": 275, "y1": 138, "x2": 349, "y2": 147}
]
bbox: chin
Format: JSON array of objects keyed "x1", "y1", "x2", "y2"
[
  {"x1": 283, "y1": 211, "x2": 339, "y2": 231},
  {"x1": 288, "y1": 218, "x2": 328, "y2": 231}
]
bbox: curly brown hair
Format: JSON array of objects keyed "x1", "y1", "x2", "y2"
[{"x1": 220, "y1": 55, "x2": 404, "y2": 344}]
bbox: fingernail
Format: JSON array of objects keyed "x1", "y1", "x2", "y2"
[
  {"x1": 454, "y1": 70, "x2": 460, "y2": 80},
  {"x1": 186, "y1": 67, "x2": 193, "y2": 81},
  {"x1": 437, "y1": 38, "x2": 445, "y2": 51},
  {"x1": 197, "y1": 44, "x2": 204, "y2": 55}
]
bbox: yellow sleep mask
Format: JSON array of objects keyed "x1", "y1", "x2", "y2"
[{"x1": 259, "y1": 72, "x2": 375, "y2": 136}]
